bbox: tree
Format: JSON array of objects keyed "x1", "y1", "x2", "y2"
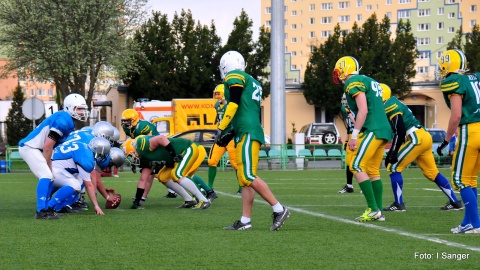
[
  {"x1": 5, "y1": 86, "x2": 32, "y2": 146},
  {"x1": 390, "y1": 19, "x2": 417, "y2": 96},
  {"x1": 247, "y1": 25, "x2": 271, "y2": 98},
  {"x1": 447, "y1": 26, "x2": 464, "y2": 50},
  {"x1": 465, "y1": 24, "x2": 480, "y2": 72},
  {"x1": 0, "y1": 0, "x2": 147, "y2": 108}
]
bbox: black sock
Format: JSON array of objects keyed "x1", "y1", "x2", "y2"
[
  {"x1": 346, "y1": 166, "x2": 353, "y2": 186},
  {"x1": 135, "y1": 188, "x2": 145, "y2": 203}
]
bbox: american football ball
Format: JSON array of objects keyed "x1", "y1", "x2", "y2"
[{"x1": 106, "y1": 194, "x2": 122, "y2": 209}]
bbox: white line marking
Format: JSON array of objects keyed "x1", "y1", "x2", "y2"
[{"x1": 218, "y1": 191, "x2": 480, "y2": 252}]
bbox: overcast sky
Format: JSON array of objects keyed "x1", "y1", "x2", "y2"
[{"x1": 147, "y1": 0, "x2": 261, "y2": 44}]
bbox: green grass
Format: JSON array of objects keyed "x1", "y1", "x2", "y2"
[{"x1": 0, "y1": 168, "x2": 479, "y2": 269}]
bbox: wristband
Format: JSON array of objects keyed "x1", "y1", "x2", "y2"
[{"x1": 351, "y1": 129, "x2": 360, "y2": 140}]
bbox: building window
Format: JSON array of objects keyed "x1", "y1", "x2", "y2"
[
  {"x1": 417, "y1": 51, "x2": 430, "y2": 59},
  {"x1": 448, "y1": 12, "x2": 455, "y2": 18},
  {"x1": 386, "y1": 12, "x2": 392, "y2": 19},
  {"x1": 291, "y1": 24, "x2": 297, "y2": 29},
  {"x1": 418, "y1": 0, "x2": 430, "y2": 2},
  {"x1": 448, "y1": 27, "x2": 455, "y2": 33},
  {"x1": 338, "y1": 2, "x2": 350, "y2": 9},
  {"x1": 292, "y1": 65, "x2": 297, "y2": 69},
  {"x1": 266, "y1": 20, "x2": 271, "y2": 27},
  {"x1": 471, "y1": 20, "x2": 477, "y2": 27},
  {"x1": 341, "y1": 29, "x2": 350, "y2": 36},
  {"x1": 471, "y1": 5, "x2": 477, "y2": 12},
  {"x1": 386, "y1": 0, "x2": 392, "y2": 4},
  {"x1": 37, "y1": 89, "x2": 46, "y2": 96},
  {"x1": 309, "y1": 4, "x2": 315, "y2": 11},
  {"x1": 265, "y1": 7, "x2": 271, "y2": 14},
  {"x1": 291, "y1": 10, "x2": 297, "y2": 16},
  {"x1": 310, "y1": 17, "x2": 315, "y2": 24},
  {"x1": 284, "y1": 19, "x2": 288, "y2": 26},
  {"x1": 339, "y1": 15, "x2": 350, "y2": 22},
  {"x1": 321, "y1": 30, "x2": 332, "y2": 38},
  {"x1": 49, "y1": 89, "x2": 53, "y2": 97},
  {"x1": 30, "y1": 89, "x2": 35, "y2": 96},
  {"x1": 291, "y1": 37, "x2": 297, "y2": 43},
  {"x1": 321, "y1": 17, "x2": 332, "y2": 24},
  {"x1": 366, "y1": 5, "x2": 372, "y2": 11},
  {"x1": 322, "y1": 3, "x2": 333, "y2": 10},
  {"x1": 417, "y1": 66, "x2": 429, "y2": 74},
  {"x1": 309, "y1": 31, "x2": 315, "y2": 38},
  {"x1": 292, "y1": 51, "x2": 297, "y2": 56},
  {"x1": 437, "y1": 36, "x2": 443, "y2": 44},
  {"x1": 447, "y1": 0, "x2": 455, "y2": 3},
  {"x1": 418, "y1": 9, "x2": 430, "y2": 16},
  {"x1": 356, "y1": 0, "x2": 362, "y2": 7},
  {"x1": 310, "y1": 46, "x2": 315, "y2": 52},
  {"x1": 437, "y1": 51, "x2": 443, "y2": 58},
  {"x1": 438, "y1": 7, "x2": 444, "y2": 15},
  {"x1": 399, "y1": 0, "x2": 411, "y2": 3},
  {"x1": 398, "y1": 10, "x2": 411, "y2": 18},
  {"x1": 356, "y1": 14, "x2": 362, "y2": 21},
  {"x1": 437, "y1": 22, "x2": 444, "y2": 30},
  {"x1": 417, "y1": 38, "x2": 430, "y2": 45},
  {"x1": 285, "y1": 33, "x2": 288, "y2": 39},
  {"x1": 418, "y1": 23, "x2": 430, "y2": 31}
]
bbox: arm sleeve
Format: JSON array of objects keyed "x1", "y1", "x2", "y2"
[
  {"x1": 390, "y1": 114, "x2": 406, "y2": 153},
  {"x1": 218, "y1": 86, "x2": 242, "y2": 130}
]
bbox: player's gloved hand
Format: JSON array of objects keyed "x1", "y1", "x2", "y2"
[
  {"x1": 217, "y1": 129, "x2": 235, "y2": 147},
  {"x1": 173, "y1": 154, "x2": 183, "y2": 162},
  {"x1": 151, "y1": 162, "x2": 164, "y2": 175},
  {"x1": 437, "y1": 140, "x2": 449, "y2": 156},
  {"x1": 131, "y1": 164, "x2": 137, "y2": 173},
  {"x1": 385, "y1": 150, "x2": 398, "y2": 167},
  {"x1": 214, "y1": 129, "x2": 223, "y2": 145},
  {"x1": 343, "y1": 141, "x2": 348, "y2": 151}
]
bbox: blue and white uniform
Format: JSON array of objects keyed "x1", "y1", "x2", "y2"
[{"x1": 64, "y1": 129, "x2": 111, "y2": 170}]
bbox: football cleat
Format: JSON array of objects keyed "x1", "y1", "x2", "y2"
[
  {"x1": 440, "y1": 201, "x2": 464, "y2": 210},
  {"x1": 383, "y1": 202, "x2": 406, "y2": 212},
  {"x1": 163, "y1": 192, "x2": 178, "y2": 199},
  {"x1": 270, "y1": 206, "x2": 290, "y2": 231},
  {"x1": 177, "y1": 200, "x2": 197, "y2": 209},
  {"x1": 192, "y1": 200, "x2": 211, "y2": 210},
  {"x1": 338, "y1": 185, "x2": 354, "y2": 193},
  {"x1": 451, "y1": 224, "x2": 473, "y2": 234},
  {"x1": 355, "y1": 208, "x2": 382, "y2": 222},
  {"x1": 206, "y1": 190, "x2": 218, "y2": 201},
  {"x1": 224, "y1": 220, "x2": 252, "y2": 230}
]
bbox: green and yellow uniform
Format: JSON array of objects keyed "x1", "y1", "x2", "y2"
[
  {"x1": 208, "y1": 100, "x2": 237, "y2": 170},
  {"x1": 223, "y1": 70, "x2": 264, "y2": 186},
  {"x1": 441, "y1": 72, "x2": 480, "y2": 188},
  {"x1": 123, "y1": 120, "x2": 159, "y2": 168},
  {"x1": 136, "y1": 136, "x2": 206, "y2": 183},
  {"x1": 340, "y1": 105, "x2": 355, "y2": 167},
  {"x1": 384, "y1": 96, "x2": 438, "y2": 180},
  {"x1": 345, "y1": 75, "x2": 392, "y2": 177}
]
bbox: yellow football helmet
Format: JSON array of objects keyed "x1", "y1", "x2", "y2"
[
  {"x1": 380, "y1": 83, "x2": 391, "y2": 102},
  {"x1": 121, "y1": 109, "x2": 139, "y2": 129},
  {"x1": 121, "y1": 138, "x2": 140, "y2": 166},
  {"x1": 436, "y1": 49, "x2": 468, "y2": 81},
  {"x1": 332, "y1": 56, "x2": 361, "y2": 84},
  {"x1": 213, "y1": 84, "x2": 225, "y2": 100}
]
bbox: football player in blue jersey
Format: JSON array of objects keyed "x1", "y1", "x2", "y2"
[
  {"x1": 47, "y1": 137, "x2": 112, "y2": 216},
  {"x1": 19, "y1": 93, "x2": 89, "y2": 220}
]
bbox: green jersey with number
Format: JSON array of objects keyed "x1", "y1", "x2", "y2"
[
  {"x1": 340, "y1": 105, "x2": 355, "y2": 134},
  {"x1": 344, "y1": 75, "x2": 392, "y2": 140},
  {"x1": 441, "y1": 73, "x2": 480, "y2": 125},
  {"x1": 123, "y1": 120, "x2": 159, "y2": 139},
  {"x1": 136, "y1": 136, "x2": 192, "y2": 166},
  {"x1": 223, "y1": 70, "x2": 265, "y2": 144},
  {"x1": 384, "y1": 96, "x2": 421, "y2": 130}
]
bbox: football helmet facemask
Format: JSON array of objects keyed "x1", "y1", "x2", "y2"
[
  {"x1": 332, "y1": 56, "x2": 361, "y2": 85},
  {"x1": 63, "y1": 93, "x2": 89, "y2": 122},
  {"x1": 121, "y1": 109, "x2": 139, "y2": 129},
  {"x1": 213, "y1": 84, "x2": 225, "y2": 100},
  {"x1": 436, "y1": 49, "x2": 468, "y2": 81},
  {"x1": 219, "y1": 50, "x2": 246, "y2": 79},
  {"x1": 380, "y1": 83, "x2": 392, "y2": 102},
  {"x1": 92, "y1": 121, "x2": 114, "y2": 141},
  {"x1": 121, "y1": 138, "x2": 140, "y2": 166}
]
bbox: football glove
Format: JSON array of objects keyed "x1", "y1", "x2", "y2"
[
  {"x1": 131, "y1": 164, "x2": 137, "y2": 174},
  {"x1": 173, "y1": 154, "x2": 183, "y2": 163},
  {"x1": 437, "y1": 140, "x2": 449, "y2": 156},
  {"x1": 151, "y1": 162, "x2": 165, "y2": 175},
  {"x1": 216, "y1": 129, "x2": 235, "y2": 147},
  {"x1": 385, "y1": 150, "x2": 398, "y2": 167}
]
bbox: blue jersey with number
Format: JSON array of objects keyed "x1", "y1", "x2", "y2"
[
  {"x1": 19, "y1": 111, "x2": 75, "y2": 148},
  {"x1": 52, "y1": 141, "x2": 95, "y2": 174},
  {"x1": 61, "y1": 129, "x2": 111, "y2": 170}
]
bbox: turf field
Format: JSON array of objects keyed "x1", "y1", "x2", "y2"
[{"x1": 0, "y1": 168, "x2": 478, "y2": 269}]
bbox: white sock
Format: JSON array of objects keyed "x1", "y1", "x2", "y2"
[
  {"x1": 272, "y1": 202, "x2": 284, "y2": 213},
  {"x1": 241, "y1": 216, "x2": 251, "y2": 224},
  {"x1": 179, "y1": 177, "x2": 208, "y2": 201},
  {"x1": 347, "y1": 184, "x2": 353, "y2": 188},
  {"x1": 165, "y1": 180, "x2": 192, "y2": 201}
]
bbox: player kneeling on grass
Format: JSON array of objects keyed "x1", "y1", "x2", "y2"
[
  {"x1": 127, "y1": 135, "x2": 212, "y2": 210},
  {"x1": 46, "y1": 137, "x2": 114, "y2": 217}
]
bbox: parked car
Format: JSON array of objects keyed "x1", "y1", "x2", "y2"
[
  {"x1": 426, "y1": 128, "x2": 448, "y2": 156},
  {"x1": 299, "y1": 123, "x2": 341, "y2": 144}
]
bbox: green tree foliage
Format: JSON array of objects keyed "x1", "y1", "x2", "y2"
[
  {"x1": 465, "y1": 24, "x2": 480, "y2": 72},
  {"x1": 303, "y1": 14, "x2": 417, "y2": 113},
  {"x1": 5, "y1": 86, "x2": 33, "y2": 146},
  {"x1": 0, "y1": 0, "x2": 147, "y2": 107},
  {"x1": 447, "y1": 26, "x2": 464, "y2": 50}
]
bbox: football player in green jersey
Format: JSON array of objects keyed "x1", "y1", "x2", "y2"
[
  {"x1": 130, "y1": 135, "x2": 211, "y2": 210},
  {"x1": 436, "y1": 49, "x2": 480, "y2": 233},
  {"x1": 338, "y1": 94, "x2": 356, "y2": 194},
  {"x1": 207, "y1": 84, "x2": 239, "y2": 195},
  {"x1": 121, "y1": 109, "x2": 186, "y2": 208},
  {"x1": 333, "y1": 56, "x2": 393, "y2": 222},
  {"x1": 216, "y1": 51, "x2": 290, "y2": 231},
  {"x1": 381, "y1": 83, "x2": 462, "y2": 212}
]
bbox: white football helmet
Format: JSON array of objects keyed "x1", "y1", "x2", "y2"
[
  {"x1": 63, "y1": 93, "x2": 89, "y2": 122},
  {"x1": 92, "y1": 121, "x2": 114, "y2": 141},
  {"x1": 219, "y1": 50, "x2": 246, "y2": 79},
  {"x1": 88, "y1": 137, "x2": 111, "y2": 159},
  {"x1": 109, "y1": 147, "x2": 125, "y2": 167}
]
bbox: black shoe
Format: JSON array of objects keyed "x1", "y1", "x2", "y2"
[
  {"x1": 270, "y1": 206, "x2": 290, "y2": 231},
  {"x1": 35, "y1": 208, "x2": 62, "y2": 220},
  {"x1": 58, "y1": 205, "x2": 82, "y2": 213},
  {"x1": 338, "y1": 185, "x2": 354, "y2": 193},
  {"x1": 383, "y1": 202, "x2": 406, "y2": 212},
  {"x1": 73, "y1": 201, "x2": 89, "y2": 209},
  {"x1": 224, "y1": 220, "x2": 252, "y2": 230},
  {"x1": 440, "y1": 201, "x2": 464, "y2": 210},
  {"x1": 177, "y1": 200, "x2": 197, "y2": 208},
  {"x1": 163, "y1": 192, "x2": 178, "y2": 199},
  {"x1": 130, "y1": 201, "x2": 144, "y2": 209},
  {"x1": 206, "y1": 190, "x2": 218, "y2": 201}
]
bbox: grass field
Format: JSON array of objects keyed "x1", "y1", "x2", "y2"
[{"x1": 1, "y1": 168, "x2": 479, "y2": 269}]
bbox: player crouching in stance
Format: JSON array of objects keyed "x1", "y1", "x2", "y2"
[
  {"x1": 123, "y1": 135, "x2": 212, "y2": 210},
  {"x1": 46, "y1": 137, "x2": 113, "y2": 217}
]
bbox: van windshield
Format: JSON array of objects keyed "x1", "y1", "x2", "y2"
[{"x1": 311, "y1": 125, "x2": 335, "y2": 135}]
